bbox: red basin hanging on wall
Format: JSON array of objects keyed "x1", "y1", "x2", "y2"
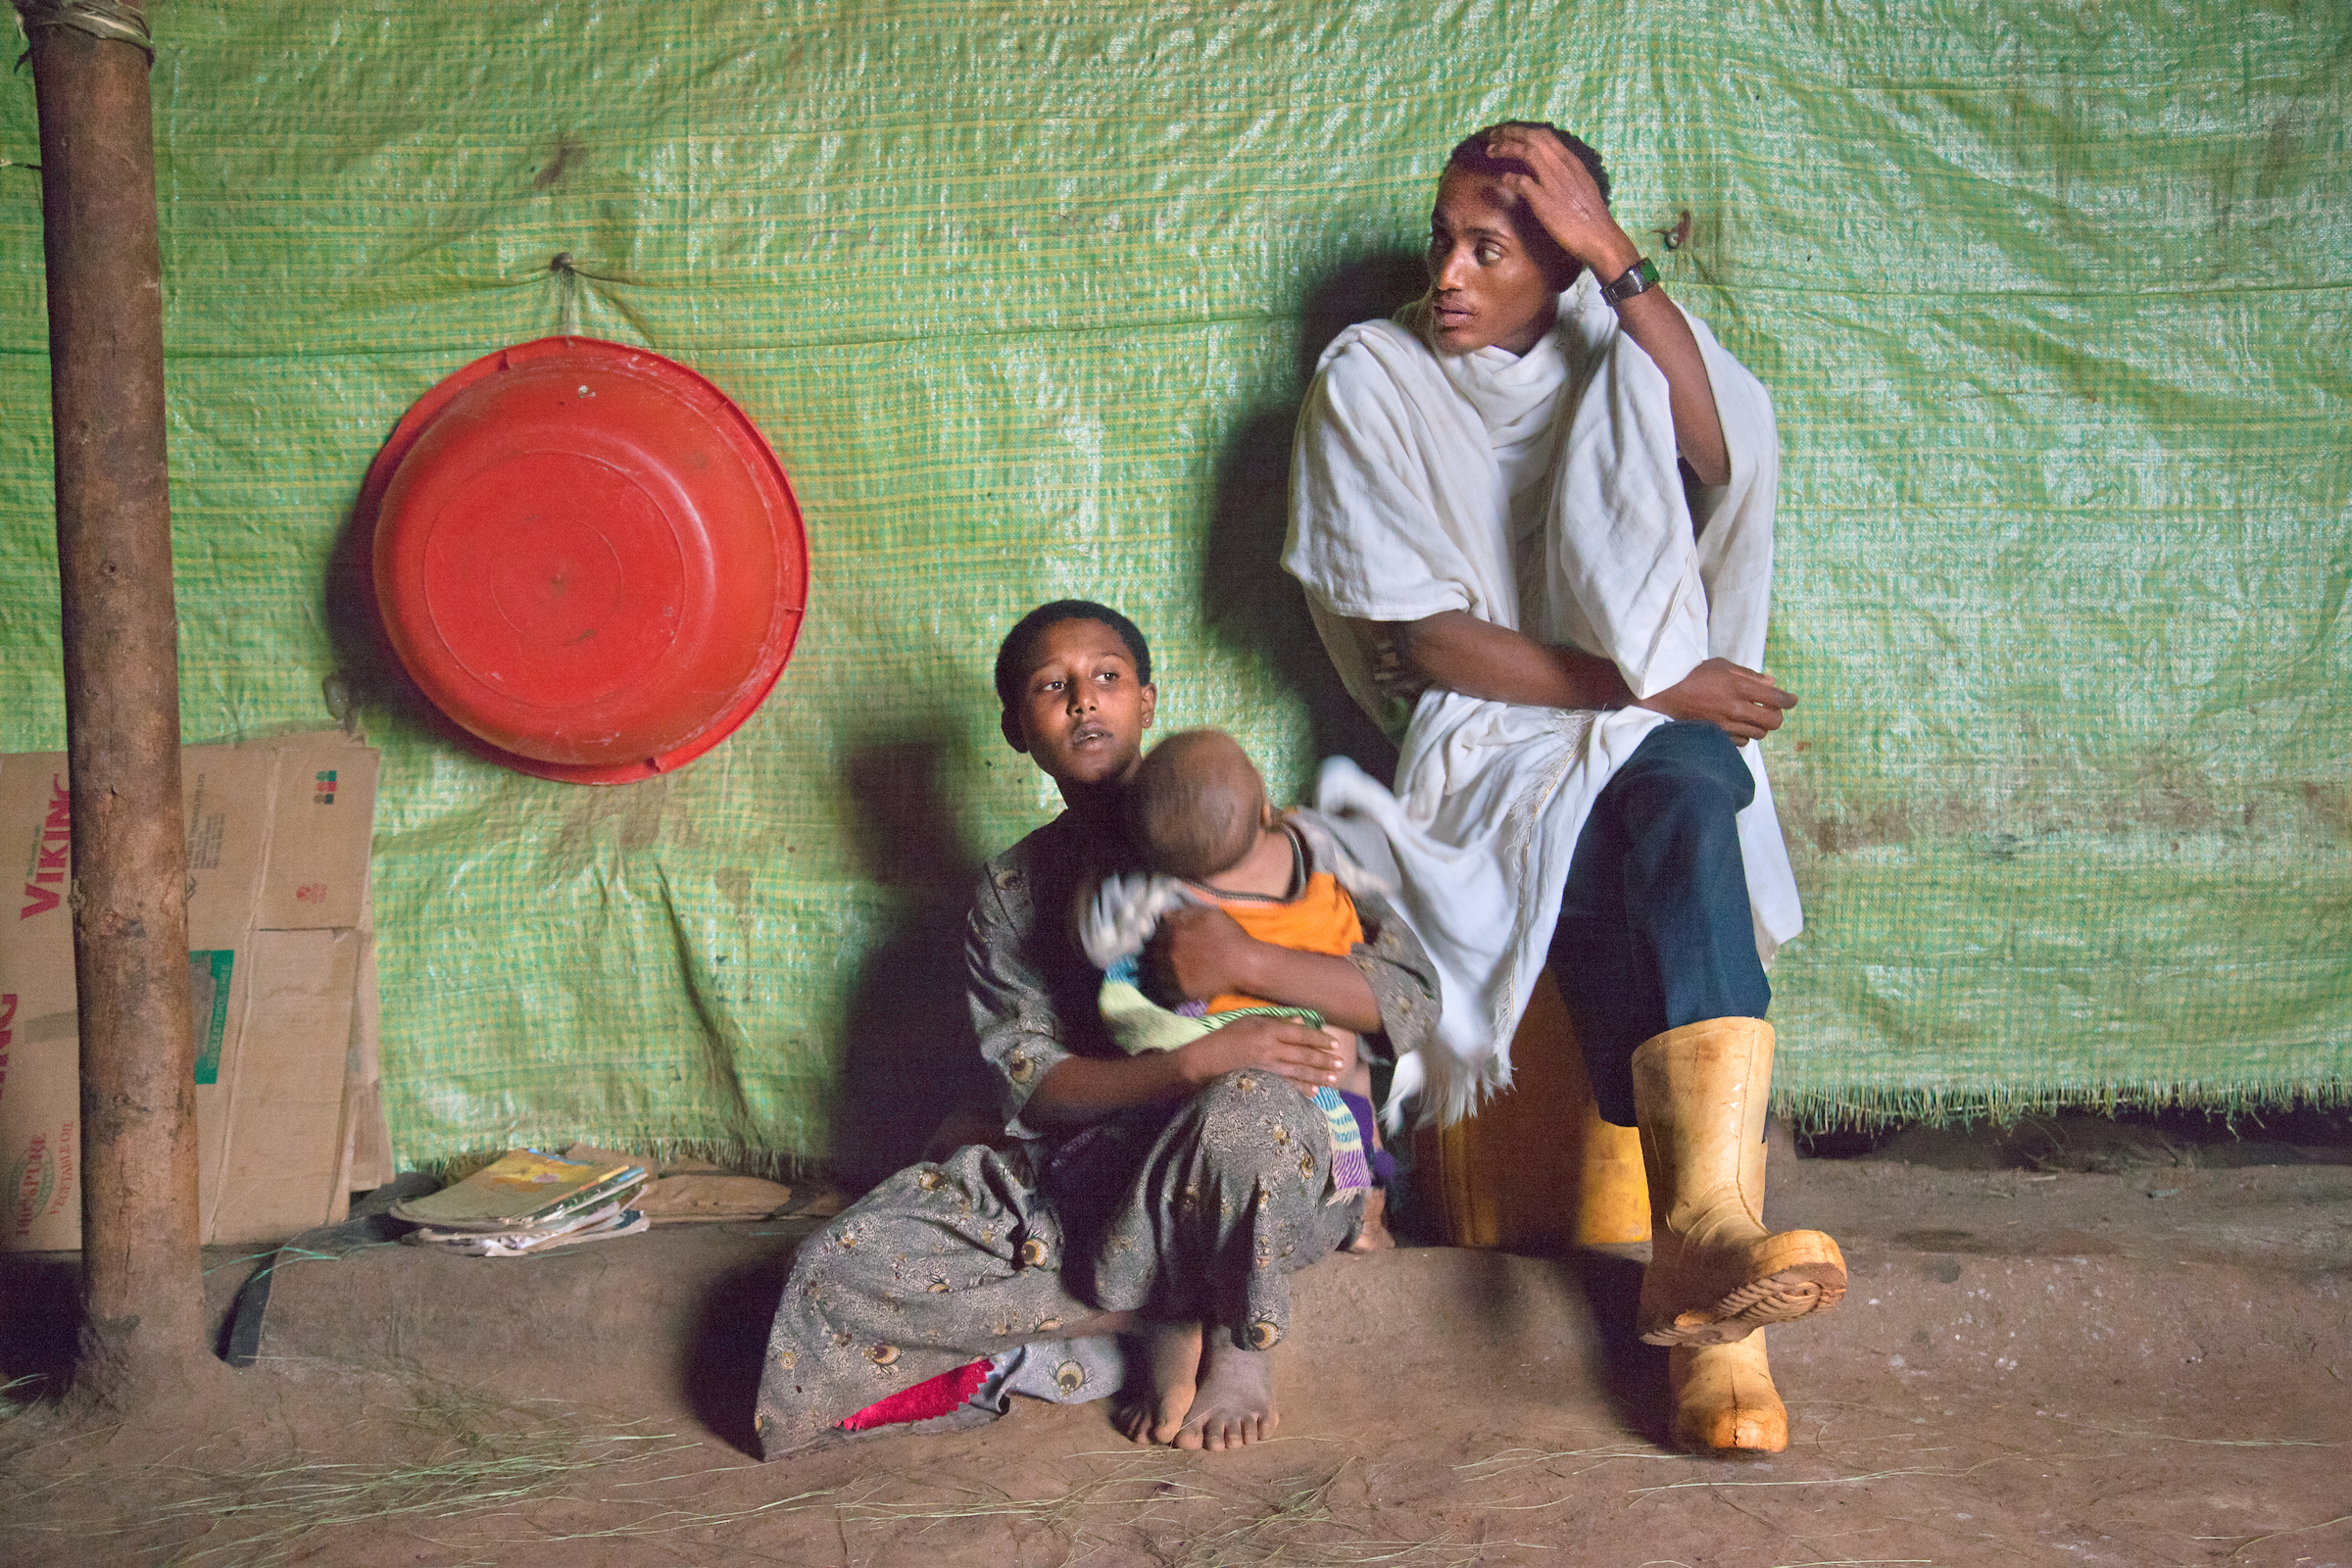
[{"x1": 362, "y1": 337, "x2": 808, "y2": 785}]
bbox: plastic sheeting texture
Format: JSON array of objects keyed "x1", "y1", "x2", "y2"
[{"x1": 1, "y1": 2, "x2": 2346, "y2": 1167}]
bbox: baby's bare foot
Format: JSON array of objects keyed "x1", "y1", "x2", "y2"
[
  {"x1": 1347, "y1": 1188, "x2": 1396, "y2": 1252},
  {"x1": 1113, "y1": 1322, "x2": 1202, "y2": 1446},
  {"x1": 1173, "y1": 1331, "x2": 1278, "y2": 1450}
]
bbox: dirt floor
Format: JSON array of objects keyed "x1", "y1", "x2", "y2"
[{"x1": 3, "y1": 1114, "x2": 2348, "y2": 1568}]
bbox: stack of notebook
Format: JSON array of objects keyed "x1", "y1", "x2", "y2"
[{"x1": 391, "y1": 1149, "x2": 650, "y2": 1256}]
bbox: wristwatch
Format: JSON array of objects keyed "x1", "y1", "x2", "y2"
[{"x1": 1600, "y1": 257, "x2": 1660, "y2": 305}]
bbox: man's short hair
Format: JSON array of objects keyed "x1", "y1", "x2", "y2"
[
  {"x1": 993, "y1": 600, "x2": 1153, "y2": 710},
  {"x1": 1448, "y1": 122, "x2": 1610, "y2": 203},
  {"x1": 1446, "y1": 122, "x2": 1610, "y2": 292}
]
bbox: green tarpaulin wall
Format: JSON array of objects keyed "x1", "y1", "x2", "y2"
[{"x1": 3, "y1": 1, "x2": 2347, "y2": 1176}]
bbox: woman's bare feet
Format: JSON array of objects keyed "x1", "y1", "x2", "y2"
[
  {"x1": 1113, "y1": 1322, "x2": 1202, "y2": 1445},
  {"x1": 1173, "y1": 1331, "x2": 1279, "y2": 1450},
  {"x1": 1346, "y1": 1188, "x2": 1396, "y2": 1252}
]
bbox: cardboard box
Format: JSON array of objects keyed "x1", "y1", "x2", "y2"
[
  {"x1": 2, "y1": 761, "x2": 85, "y2": 1252},
  {"x1": 0, "y1": 732, "x2": 388, "y2": 1250},
  {"x1": 337, "y1": 899, "x2": 394, "y2": 1199}
]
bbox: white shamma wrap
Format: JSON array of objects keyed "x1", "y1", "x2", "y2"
[{"x1": 1285, "y1": 276, "x2": 1803, "y2": 1129}]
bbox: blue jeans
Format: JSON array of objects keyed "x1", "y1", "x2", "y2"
[{"x1": 1548, "y1": 721, "x2": 1770, "y2": 1127}]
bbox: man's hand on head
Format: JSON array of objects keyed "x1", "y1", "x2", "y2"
[
  {"x1": 1483, "y1": 123, "x2": 1641, "y2": 280},
  {"x1": 1636, "y1": 658, "x2": 1797, "y2": 743},
  {"x1": 1482, "y1": 123, "x2": 1734, "y2": 483}
]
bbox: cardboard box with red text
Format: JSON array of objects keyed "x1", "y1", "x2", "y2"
[{"x1": 0, "y1": 732, "x2": 388, "y2": 1250}]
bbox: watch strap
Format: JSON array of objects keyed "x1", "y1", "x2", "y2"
[{"x1": 1600, "y1": 257, "x2": 1660, "y2": 304}]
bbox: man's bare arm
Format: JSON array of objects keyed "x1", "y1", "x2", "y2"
[
  {"x1": 1601, "y1": 282, "x2": 1732, "y2": 489},
  {"x1": 1483, "y1": 123, "x2": 1731, "y2": 486},
  {"x1": 1381, "y1": 612, "x2": 1796, "y2": 740},
  {"x1": 1391, "y1": 612, "x2": 1632, "y2": 710}
]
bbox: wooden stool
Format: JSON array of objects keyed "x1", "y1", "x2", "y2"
[{"x1": 1413, "y1": 973, "x2": 1649, "y2": 1249}]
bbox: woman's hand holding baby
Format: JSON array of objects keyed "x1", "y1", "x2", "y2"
[
  {"x1": 1147, "y1": 907, "x2": 1348, "y2": 1091},
  {"x1": 1147, "y1": 904, "x2": 1260, "y2": 1001},
  {"x1": 1176, "y1": 1015, "x2": 1349, "y2": 1096},
  {"x1": 1149, "y1": 906, "x2": 1386, "y2": 1035}
]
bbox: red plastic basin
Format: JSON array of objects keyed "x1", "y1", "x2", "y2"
[{"x1": 363, "y1": 338, "x2": 808, "y2": 784}]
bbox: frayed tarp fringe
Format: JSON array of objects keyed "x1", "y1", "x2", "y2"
[
  {"x1": 418, "y1": 1137, "x2": 825, "y2": 1191},
  {"x1": 1775, "y1": 1076, "x2": 2352, "y2": 1135}
]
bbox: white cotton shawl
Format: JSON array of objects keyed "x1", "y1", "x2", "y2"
[{"x1": 1284, "y1": 275, "x2": 1803, "y2": 1128}]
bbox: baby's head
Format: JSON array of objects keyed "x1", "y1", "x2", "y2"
[{"x1": 1127, "y1": 728, "x2": 1270, "y2": 882}]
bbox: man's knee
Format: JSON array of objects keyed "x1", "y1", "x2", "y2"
[{"x1": 1612, "y1": 722, "x2": 1755, "y2": 825}]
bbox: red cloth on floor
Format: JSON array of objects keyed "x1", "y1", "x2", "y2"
[{"x1": 837, "y1": 1356, "x2": 994, "y2": 1431}]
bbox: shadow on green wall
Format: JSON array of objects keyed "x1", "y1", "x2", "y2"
[
  {"x1": 827, "y1": 731, "x2": 1001, "y2": 1187},
  {"x1": 321, "y1": 492, "x2": 490, "y2": 755},
  {"x1": 1199, "y1": 248, "x2": 1428, "y2": 788}
]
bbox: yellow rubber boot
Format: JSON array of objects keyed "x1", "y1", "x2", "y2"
[
  {"x1": 1631, "y1": 1018, "x2": 1845, "y2": 1346},
  {"x1": 1669, "y1": 1328, "x2": 1788, "y2": 1453}
]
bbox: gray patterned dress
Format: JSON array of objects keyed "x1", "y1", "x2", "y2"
[{"x1": 754, "y1": 808, "x2": 1440, "y2": 1457}]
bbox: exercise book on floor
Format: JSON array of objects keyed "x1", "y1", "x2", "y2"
[
  {"x1": 404, "y1": 1198, "x2": 651, "y2": 1255},
  {"x1": 390, "y1": 1149, "x2": 647, "y2": 1232}
]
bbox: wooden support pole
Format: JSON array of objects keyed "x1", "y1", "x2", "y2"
[{"x1": 21, "y1": 0, "x2": 208, "y2": 1388}]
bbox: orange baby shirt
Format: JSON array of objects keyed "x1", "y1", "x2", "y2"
[{"x1": 1201, "y1": 869, "x2": 1364, "y2": 1015}]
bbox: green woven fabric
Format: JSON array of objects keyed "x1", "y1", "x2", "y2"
[{"x1": 2, "y1": 2, "x2": 2345, "y2": 1167}]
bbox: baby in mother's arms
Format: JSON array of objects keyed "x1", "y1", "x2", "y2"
[
  {"x1": 1078, "y1": 727, "x2": 1397, "y2": 1254},
  {"x1": 755, "y1": 601, "x2": 1440, "y2": 1456}
]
